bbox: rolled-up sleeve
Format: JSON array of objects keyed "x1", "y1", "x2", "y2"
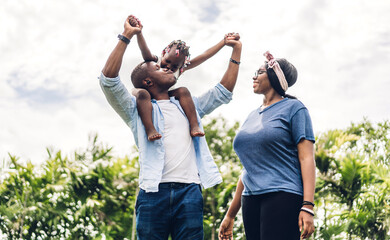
[
  {"x1": 99, "y1": 73, "x2": 137, "y2": 128},
  {"x1": 194, "y1": 83, "x2": 233, "y2": 118}
]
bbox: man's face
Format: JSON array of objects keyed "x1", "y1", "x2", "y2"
[{"x1": 144, "y1": 62, "x2": 177, "y2": 90}]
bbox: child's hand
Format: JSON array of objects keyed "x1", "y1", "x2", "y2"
[
  {"x1": 224, "y1": 33, "x2": 241, "y2": 47},
  {"x1": 227, "y1": 32, "x2": 240, "y2": 40}
]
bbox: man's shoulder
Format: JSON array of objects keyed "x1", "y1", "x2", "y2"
[
  {"x1": 195, "y1": 83, "x2": 232, "y2": 99},
  {"x1": 99, "y1": 72, "x2": 120, "y2": 86},
  {"x1": 100, "y1": 72, "x2": 137, "y2": 105}
]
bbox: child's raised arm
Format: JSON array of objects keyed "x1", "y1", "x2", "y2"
[
  {"x1": 183, "y1": 32, "x2": 239, "y2": 72},
  {"x1": 129, "y1": 15, "x2": 158, "y2": 62}
]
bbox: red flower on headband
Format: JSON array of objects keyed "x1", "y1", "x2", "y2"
[
  {"x1": 264, "y1": 51, "x2": 278, "y2": 68},
  {"x1": 263, "y1": 51, "x2": 274, "y2": 61}
]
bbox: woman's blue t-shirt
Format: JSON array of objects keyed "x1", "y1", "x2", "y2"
[{"x1": 233, "y1": 98, "x2": 315, "y2": 196}]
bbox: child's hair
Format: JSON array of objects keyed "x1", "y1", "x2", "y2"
[{"x1": 162, "y1": 40, "x2": 191, "y2": 73}]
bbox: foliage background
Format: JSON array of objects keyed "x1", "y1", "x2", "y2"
[{"x1": 1, "y1": 117, "x2": 389, "y2": 240}]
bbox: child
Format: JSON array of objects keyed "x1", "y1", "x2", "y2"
[{"x1": 129, "y1": 15, "x2": 238, "y2": 141}]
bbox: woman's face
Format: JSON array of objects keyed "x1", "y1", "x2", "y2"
[{"x1": 252, "y1": 65, "x2": 271, "y2": 94}]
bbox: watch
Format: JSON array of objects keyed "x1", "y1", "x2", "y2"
[{"x1": 117, "y1": 34, "x2": 130, "y2": 44}]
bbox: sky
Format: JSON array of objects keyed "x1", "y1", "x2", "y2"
[{"x1": 1, "y1": 0, "x2": 389, "y2": 165}]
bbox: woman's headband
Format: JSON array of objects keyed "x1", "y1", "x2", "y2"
[{"x1": 263, "y1": 51, "x2": 288, "y2": 92}]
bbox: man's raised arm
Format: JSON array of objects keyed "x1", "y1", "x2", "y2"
[
  {"x1": 99, "y1": 15, "x2": 142, "y2": 128},
  {"x1": 102, "y1": 15, "x2": 141, "y2": 78}
]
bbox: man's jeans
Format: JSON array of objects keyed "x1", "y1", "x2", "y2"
[{"x1": 136, "y1": 183, "x2": 204, "y2": 240}]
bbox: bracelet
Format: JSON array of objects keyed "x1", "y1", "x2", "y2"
[
  {"x1": 300, "y1": 207, "x2": 315, "y2": 216},
  {"x1": 117, "y1": 34, "x2": 130, "y2": 44},
  {"x1": 230, "y1": 58, "x2": 240, "y2": 65},
  {"x1": 302, "y1": 201, "x2": 315, "y2": 207}
]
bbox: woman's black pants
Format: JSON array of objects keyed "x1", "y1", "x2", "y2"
[{"x1": 242, "y1": 191, "x2": 302, "y2": 240}]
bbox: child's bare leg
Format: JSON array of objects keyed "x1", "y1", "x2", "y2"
[
  {"x1": 169, "y1": 87, "x2": 205, "y2": 137},
  {"x1": 133, "y1": 88, "x2": 162, "y2": 141}
]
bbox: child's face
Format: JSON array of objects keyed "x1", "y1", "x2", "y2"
[{"x1": 160, "y1": 46, "x2": 186, "y2": 73}]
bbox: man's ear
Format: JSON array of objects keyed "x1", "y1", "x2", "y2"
[{"x1": 143, "y1": 78, "x2": 153, "y2": 87}]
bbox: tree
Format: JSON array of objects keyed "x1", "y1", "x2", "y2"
[
  {"x1": 1, "y1": 117, "x2": 389, "y2": 239},
  {"x1": 315, "y1": 119, "x2": 390, "y2": 240},
  {"x1": 0, "y1": 135, "x2": 139, "y2": 240},
  {"x1": 201, "y1": 116, "x2": 245, "y2": 240},
  {"x1": 0, "y1": 117, "x2": 244, "y2": 240}
]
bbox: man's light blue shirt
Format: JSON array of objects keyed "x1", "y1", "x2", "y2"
[{"x1": 99, "y1": 73, "x2": 233, "y2": 192}]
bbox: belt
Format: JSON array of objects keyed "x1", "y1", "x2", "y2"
[{"x1": 159, "y1": 182, "x2": 195, "y2": 189}]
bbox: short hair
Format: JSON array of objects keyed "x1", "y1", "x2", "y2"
[{"x1": 131, "y1": 62, "x2": 149, "y2": 88}]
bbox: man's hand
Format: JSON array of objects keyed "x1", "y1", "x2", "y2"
[
  {"x1": 128, "y1": 15, "x2": 143, "y2": 30},
  {"x1": 218, "y1": 216, "x2": 234, "y2": 240},
  {"x1": 102, "y1": 15, "x2": 141, "y2": 78},
  {"x1": 122, "y1": 15, "x2": 142, "y2": 39}
]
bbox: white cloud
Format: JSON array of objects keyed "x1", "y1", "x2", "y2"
[{"x1": 1, "y1": 0, "x2": 390, "y2": 163}]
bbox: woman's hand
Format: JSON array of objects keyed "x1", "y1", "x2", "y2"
[
  {"x1": 299, "y1": 211, "x2": 315, "y2": 239},
  {"x1": 218, "y1": 216, "x2": 234, "y2": 240}
]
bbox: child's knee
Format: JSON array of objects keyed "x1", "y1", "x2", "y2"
[
  {"x1": 175, "y1": 87, "x2": 191, "y2": 98},
  {"x1": 136, "y1": 89, "x2": 151, "y2": 101}
]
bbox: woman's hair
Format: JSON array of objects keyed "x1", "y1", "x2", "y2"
[{"x1": 265, "y1": 58, "x2": 298, "y2": 99}]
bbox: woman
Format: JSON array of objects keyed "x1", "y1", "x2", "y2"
[{"x1": 219, "y1": 52, "x2": 316, "y2": 239}]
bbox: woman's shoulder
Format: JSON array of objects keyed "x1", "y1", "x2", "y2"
[
  {"x1": 285, "y1": 98, "x2": 306, "y2": 108},
  {"x1": 283, "y1": 98, "x2": 309, "y2": 116}
]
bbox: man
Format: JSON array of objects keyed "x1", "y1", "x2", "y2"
[{"x1": 99, "y1": 15, "x2": 242, "y2": 240}]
